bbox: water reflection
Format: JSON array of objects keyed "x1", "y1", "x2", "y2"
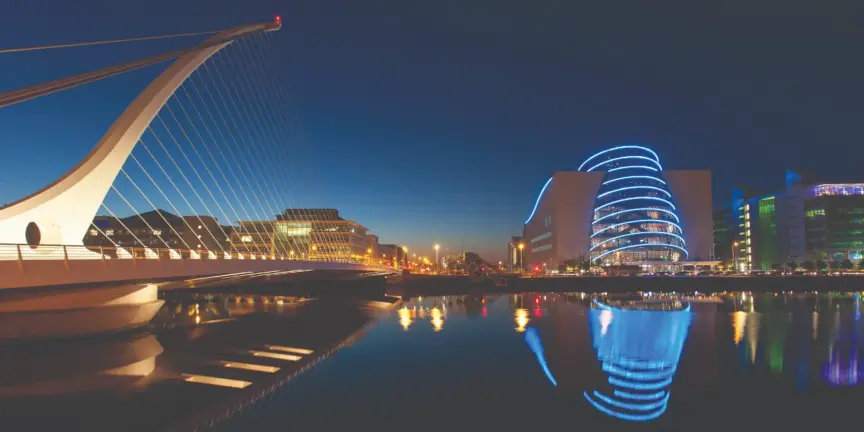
[
  {"x1": 514, "y1": 308, "x2": 529, "y2": 332},
  {"x1": 524, "y1": 327, "x2": 557, "y2": 386},
  {"x1": 0, "y1": 333, "x2": 162, "y2": 396},
  {"x1": 584, "y1": 301, "x2": 693, "y2": 422}
]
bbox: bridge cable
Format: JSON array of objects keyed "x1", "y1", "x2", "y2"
[
  {"x1": 125, "y1": 152, "x2": 200, "y2": 252},
  {"x1": 99, "y1": 201, "x2": 150, "y2": 254},
  {"x1": 164, "y1": 95, "x2": 282, "y2": 258},
  {"x1": 185, "y1": 68, "x2": 274, "y2": 257},
  {"x1": 177, "y1": 79, "x2": 269, "y2": 257},
  {"x1": 144, "y1": 119, "x2": 228, "y2": 254},
  {"x1": 109, "y1": 184, "x2": 174, "y2": 251},
  {"x1": 89, "y1": 222, "x2": 121, "y2": 249},
  {"x1": 198, "y1": 58, "x2": 295, "y2": 259},
  {"x1": 210, "y1": 47, "x2": 318, "y2": 260},
  {"x1": 167, "y1": 91, "x2": 262, "y2": 255},
  {"x1": 202, "y1": 52, "x2": 299, "y2": 260},
  {"x1": 244, "y1": 35, "x2": 345, "y2": 262},
  {"x1": 230, "y1": 38, "x2": 335, "y2": 261},
  {"x1": 0, "y1": 30, "x2": 219, "y2": 54},
  {"x1": 231, "y1": 38, "x2": 337, "y2": 262},
  {"x1": 237, "y1": 34, "x2": 323, "y2": 260},
  {"x1": 137, "y1": 134, "x2": 226, "y2": 255},
  {"x1": 227, "y1": 38, "x2": 313, "y2": 260},
  {"x1": 245, "y1": 35, "x2": 351, "y2": 262},
  {"x1": 118, "y1": 167, "x2": 195, "y2": 251},
  {"x1": 157, "y1": 106, "x2": 239, "y2": 253}
]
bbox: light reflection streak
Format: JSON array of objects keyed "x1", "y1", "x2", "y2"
[{"x1": 524, "y1": 327, "x2": 557, "y2": 386}]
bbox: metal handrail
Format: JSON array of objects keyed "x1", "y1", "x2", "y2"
[{"x1": 0, "y1": 243, "x2": 391, "y2": 269}]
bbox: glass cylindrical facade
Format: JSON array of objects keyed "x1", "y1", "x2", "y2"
[{"x1": 581, "y1": 146, "x2": 688, "y2": 265}]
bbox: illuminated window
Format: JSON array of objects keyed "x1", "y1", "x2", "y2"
[
  {"x1": 88, "y1": 229, "x2": 98, "y2": 236},
  {"x1": 105, "y1": 229, "x2": 115, "y2": 236},
  {"x1": 151, "y1": 229, "x2": 162, "y2": 236},
  {"x1": 241, "y1": 235, "x2": 253, "y2": 243}
]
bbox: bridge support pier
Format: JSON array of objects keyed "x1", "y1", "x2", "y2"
[{"x1": 0, "y1": 283, "x2": 164, "y2": 340}]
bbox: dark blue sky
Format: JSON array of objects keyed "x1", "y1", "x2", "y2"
[{"x1": 0, "y1": 1, "x2": 861, "y2": 260}]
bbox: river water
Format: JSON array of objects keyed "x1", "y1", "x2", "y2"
[
  {"x1": 1, "y1": 291, "x2": 862, "y2": 430},
  {"x1": 219, "y1": 292, "x2": 864, "y2": 431}
]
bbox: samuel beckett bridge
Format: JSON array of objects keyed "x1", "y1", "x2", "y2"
[{"x1": 0, "y1": 17, "x2": 394, "y2": 339}]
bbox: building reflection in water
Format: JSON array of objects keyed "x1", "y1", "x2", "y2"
[
  {"x1": 515, "y1": 308, "x2": 529, "y2": 332},
  {"x1": 584, "y1": 302, "x2": 693, "y2": 422},
  {"x1": 398, "y1": 306, "x2": 413, "y2": 330},
  {"x1": 396, "y1": 297, "x2": 452, "y2": 331},
  {"x1": 822, "y1": 296, "x2": 863, "y2": 386}
]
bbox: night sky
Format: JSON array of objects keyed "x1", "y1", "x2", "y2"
[{"x1": 0, "y1": 1, "x2": 861, "y2": 261}]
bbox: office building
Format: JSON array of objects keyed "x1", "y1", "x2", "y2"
[
  {"x1": 507, "y1": 236, "x2": 524, "y2": 270},
  {"x1": 84, "y1": 210, "x2": 231, "y2": 252},
  {"x1": 522, "y1": 145, "x2": 713, "y2": 272},
  {"x1": 734, "y1": 170, "x2": 864, "y2": 270},
  {"x1": 712, "y1": 206, "x2": 733, "y2": 263}
]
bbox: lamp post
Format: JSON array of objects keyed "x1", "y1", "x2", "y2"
[
  {"x1": 434, "y1": 244, "x2": 440, "y2": 275},
  {"x1": 518, "y1": 243, "x2": 525, "y2": 274},
  {"x1": 732, "y1": 241, "x2": 738, "y2": 273}
]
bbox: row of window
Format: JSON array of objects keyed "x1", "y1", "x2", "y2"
[
  {"x1": 532, "y1": 244, "x2": 552, "y2": 253},
  {"x1": 531, "y1": 232, "x2": 552, "y2": 243}
]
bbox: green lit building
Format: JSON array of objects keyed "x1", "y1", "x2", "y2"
[
  {"x1": 732, "y1": 170, "x2": 864, "y2": 271},
  {"x1": 732, "y1": 188, "x2": 779, "y2": 271}
]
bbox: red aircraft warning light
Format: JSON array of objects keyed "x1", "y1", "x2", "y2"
[{"x1": 275, "y1": 15, "x2": 282, "y2": 25}]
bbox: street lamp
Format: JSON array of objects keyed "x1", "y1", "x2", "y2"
[
  {"x1": 434, "y1": 244, "x2": 440, "y2": 275},
  {"x1": 732, "y1": 241, "x2": 738, "y2": 273},
  {"x1": 518, "y1": 243, "x2": 525, "y2": 273}
]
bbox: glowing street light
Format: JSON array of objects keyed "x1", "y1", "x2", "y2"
[{"x1": 518, "y1": 243, "x2": 525, "y2": 273}]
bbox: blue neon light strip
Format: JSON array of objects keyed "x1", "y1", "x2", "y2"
[
  {"x1": 577, "y1": 145, "x2": 661, "y2": 171},
  {"x1": 615, "y1": 390, "x2": 667, "y2": 400},
  {"x1": 584, "y1": 392, "x2": 668, "y2": 421},
  {"x1": 609, "y1": 376, "x2": 673, "y2": 390},
  {"x1": 590, "y1": 231, "x2": 686, "y2": 253},
  {"x1": 592, "y1": 243, "x2": 689, "y2": 262},
  {"x1": 524, "y1": 177, "x2": 553, "y2": 225},
  {"x1": 586, "y1": 156, "x2": 663, "y2": 172},
  {"x1": 597, "y1": 185, "x2": 671, "y2": 199},
  {"x1": 603, "y1": 175, "x2": 666, "y2": 185},
  {"x1": 609, "y1": 165, "x2": 658, "y2": 172},
  {"x1": 592, "y1": 390, "x2": 671, "y2": 411},
  {"x1": 594, "y1": 196, "x2": 676, "y2": 212},
  {"x1": 602, "y1": 363, "x2": 677, "y2": 380},
  {"x1": 591, "y1": 219, "x2": 682, "y2": 238},
  {"x1": 525, "y1": 327, "x2": 558, "y2": 387},
  {"x1": 610, "y1": 357, "x2": 675, "y2": 370},
  {"x1": 592, "y1": 207, "x2": 680, "y2": 224}
]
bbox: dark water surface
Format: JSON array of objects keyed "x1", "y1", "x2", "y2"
[
  {"x1": 219, "y1": 292, "x2": 864, "y2": 431},
  {"x1": 1, "y1": 291, "x2": 863, "y2": 431}
]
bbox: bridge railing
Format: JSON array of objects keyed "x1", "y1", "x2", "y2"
[{"x1": 0, "y1": 243, "x2": 389, "y2": 268}]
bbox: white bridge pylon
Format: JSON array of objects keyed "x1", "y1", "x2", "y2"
[{"x1": 0, "y1": 21, "x2": 279, "y2": 255}]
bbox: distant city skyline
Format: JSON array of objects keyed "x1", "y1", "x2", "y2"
[{"x1": 1, "y1": 1, "x2": 862, "y2": 261}]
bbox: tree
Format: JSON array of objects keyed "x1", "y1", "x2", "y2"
[
  {"x1": 841, "y1": 259, "x2": 855, "y2": 270},
  {"x1": 816, "y1": 260, "x2": 828, "y2": 270},
  {"x1": 800, "y1": 260, "x2": 815, "y2": 271},
  {"x1": 859, "y1": 260, "x2": 864, "y2": 269},
  {"x1": 830, "y1": 261, "x2": 842, "y2": 270},
  {"x1": 786, "y1": 261, "x2": 798, "y2": 272}
]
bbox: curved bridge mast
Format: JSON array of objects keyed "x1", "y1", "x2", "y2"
[{"x1": 0, "y1": 21, "x2": 279, "y2": 249}]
